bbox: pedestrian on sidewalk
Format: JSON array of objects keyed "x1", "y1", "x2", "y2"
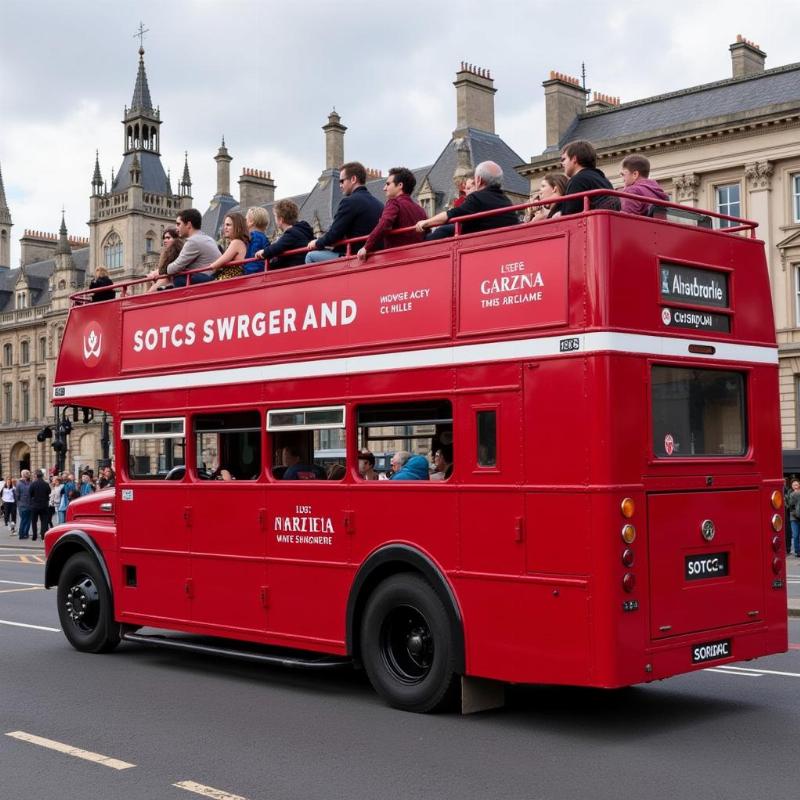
[
  {"x1": 49, "y1": 476, "x2": 62, "y2": 528},
  {"x1": 790, "y1": 479, "x2": 800, "y2": 557},
  {"x1": 29, "y1": 470, "x2": 51, "y2": 542},
  {"x1": 14, "y1": 470, "x2": 32, "y2": 540},
  {"x1": 2, "y1": 477, "x2": 16, "y2": 534}
]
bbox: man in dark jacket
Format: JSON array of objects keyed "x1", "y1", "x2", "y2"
[
  {"x1": 416, "y1": 161, "x2": 520, "y2": 239},
  {"x1": 559, "y1": 140, "x2": 617, "y2": 215},
  {"x1": 305, "y1": 162, "x2": 383, "y2": 263},
  {"x1": 14, "y1": 470, "x2": 33, "y2": 540},
  {"x1": 29, "y1": 469, "x2": 51, "y2": 542},
  {"x1": 255, "y1": 199, "x2": 315, "y2": 269}
]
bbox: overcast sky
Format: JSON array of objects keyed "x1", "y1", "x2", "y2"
[{"x1": 1, "y1": 0, "x2": 798, "y2": 266}]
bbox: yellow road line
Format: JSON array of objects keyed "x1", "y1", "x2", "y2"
[
  {"x1": 0, "y1": 586, "x2": 42, "y2": 594},
  {"x1": 173, "y1": 781, "x2": 250, "y2": 800},
  {"x1": 5, "y1": 731, "x2": 136, "y2": 770},
  {"x1": 0, "y1": 554, "x2": 44, "y2": 564}
]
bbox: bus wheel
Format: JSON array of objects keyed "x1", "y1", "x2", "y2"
[
  {"x1": 360, "y1": 574, "x2": 456, "y2": 712},
  {"x1": 56, "y1": 553, "x2": 119, "y2": 654}
]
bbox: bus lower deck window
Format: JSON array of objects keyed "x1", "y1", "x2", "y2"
[{"x1": 194, "y1": 411, "x2": 261, "y2": 481}]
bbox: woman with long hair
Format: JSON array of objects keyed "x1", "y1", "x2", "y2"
[
  {"x1": 525, "y1": 172, "x2": 569, "y2": 222},
  {"x1": 148, "y1": 227, "x2": 185, "y2": 292},
  {"x1": 209, "y1": 213, "x2": 250, "y2": 280},
  {"x1": 2, "y1": 477, "x2": 17, "y2": 533}
]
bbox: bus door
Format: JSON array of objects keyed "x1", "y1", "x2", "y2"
[
  {"x1": 186, "y1": 411, "x2": 267, "y2": 636},
  {"x1": 457, "y1": 393, "x2": 525, "y2": 576},
  {"x1": 117, "y1": 417, "x2": 192, "y2": 625},
  {"x1": 264, "y1": 406, "x2": 352, "y2": 648}
]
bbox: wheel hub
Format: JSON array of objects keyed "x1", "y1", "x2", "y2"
[
  {"x1": 381, "y1": 606, "x2": 434, "y2": 684},
  {"x1": 66, "y1": 578, "x2": 98, "y2": 623}
]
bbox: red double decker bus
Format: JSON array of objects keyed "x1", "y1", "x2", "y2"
[{"x1": 44, "y1": 193, "x2": 788, "y2": 712}]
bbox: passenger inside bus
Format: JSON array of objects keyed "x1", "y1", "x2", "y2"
[
  {"x1": 390, "y1": 453, "x2": 430, "y2": 481},
  {"x1": 430, "y1": 444, "x2": 453, "y2": 480},
  {"x1": 358, "y1": 451, "x2": 379, "y2": 481},
  {"x1": 279, "y1": 442, "x2": 325, "y2": 480},
  {"x1": 326, "y1": 463, "x2": 346, "y2": 481}
]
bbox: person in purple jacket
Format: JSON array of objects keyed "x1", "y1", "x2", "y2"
[{"x1": 619, "y1": 154, "x2": 669, "y2": 216}]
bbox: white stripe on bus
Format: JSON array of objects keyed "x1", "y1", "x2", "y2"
[{"x1": 53, "y1": 332, "x2": 778, "y2": 400}]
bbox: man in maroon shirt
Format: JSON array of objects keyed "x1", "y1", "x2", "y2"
[{"x1": 357, "y1": 167, "x2": 426, "y2": 262}]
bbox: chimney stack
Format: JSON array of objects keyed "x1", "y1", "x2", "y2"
[
  {"x1": 586, "y1": 91, "x2": 620, "y2": 112},
  {"x1": 453, "y1": 63, "x2": 496, "y2": 137},
  {"x1": 238, "y1": 168, "x2": 276, "y2": 211},
  {"x1": 323, "y1": 110, "x2": 346, "y2": 171},
  {"x1": 730, "y1": 35, "x2": 766, "y2": 78},
  {"x1": 214, "y1": 137, "x2": 233, "y2": 198},
  {"x1": 543, "y1": 71, "x2": 588, "y2": 149}
]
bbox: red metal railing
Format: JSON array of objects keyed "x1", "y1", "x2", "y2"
[{"x1": 71, "y1": 189, "x2": 759, "y2": 304}]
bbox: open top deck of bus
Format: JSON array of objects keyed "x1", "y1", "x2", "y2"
[{"x1": 53, "y1": 191, "x2": 775, "y2": 407}]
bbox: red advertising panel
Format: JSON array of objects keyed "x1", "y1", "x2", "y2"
[
  {"x1": 457, "y1": 235, "x2": 569, "y2": 336},
  {"x1": 119, "y1": 258, "x2": 452, "y2": 373}
]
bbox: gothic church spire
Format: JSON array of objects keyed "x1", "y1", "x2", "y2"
[
  {"x1": 130, "y1": 46, "x2": 154, "y2": 113},
  {"x1": 0, "y1": 162, "x2": 11, "y2": 225}
]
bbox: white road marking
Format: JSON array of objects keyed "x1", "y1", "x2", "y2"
[
  {"x1": 0, "y1": 619, "x2": 59, "y2": 632},
  {"x1": 5, "y1": 731, "x2": 136, "y2": 770},
  {"x1": 704, "y1": 668, "x2": 762, "y2": 677},
  {"x1": 0, "y1": 579, "x2": 41, "y2": 586},
  {"x1": 173, "y1": 780, "x2": 250, "y2": 800},
  {"x1": 712, "y1": 665, "x2": 800, "y2": 679}
]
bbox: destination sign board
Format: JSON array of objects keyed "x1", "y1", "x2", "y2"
[{"x1": 660, "y1": 263, "x2": 728, "y2": 309}]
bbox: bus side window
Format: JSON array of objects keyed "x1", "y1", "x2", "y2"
[
  {"x1": 476, "y1": 410, "x2": 497, "y2": 467},
  {"x1": 194, "y1": 411, "x2": 261, "y2": 480},
  {"x1": 267, "y1": 406, "x2": 345, "y2": 481},
  {"x1": 121, "y1": 417, "x2": 186, "y2": 480},
  {"x1": 357, "y1": 400, "x2": 452, "y2": 480}
]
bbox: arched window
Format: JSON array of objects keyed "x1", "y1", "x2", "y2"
[
  {"x1": 103, "y1": 232, "x2": 123, "y2": 269},
  {"x1": 58, "y1": 279, "x2": 66, "y2": 290},
  {"x1": 20, "y1": 340, "x2": 30, "y2": 364},
  {"x1": 2, "y1": 343, "x2": 11, "y2": 367},
  {"x1": 38, "y1": 337, "x2": 47, "y2": 362},
  {"x1": 145, "y1": 230, "x2": 156, "y2": 253}
]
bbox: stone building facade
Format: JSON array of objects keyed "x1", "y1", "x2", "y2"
[{"x1": 517, "y1": 36, "x2": 800, "y2": 465}]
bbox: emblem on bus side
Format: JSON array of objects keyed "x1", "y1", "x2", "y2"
[
  {"x1": 82, "y1": 323, "x2": 103, "y2": 366},
  {"x1": 701, "y1": 519, "x2": 715, "y2": 542}
]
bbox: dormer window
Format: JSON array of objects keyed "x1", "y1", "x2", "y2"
[{"x1": 16, "y1": 291, "x2": 28, "y2": 309}]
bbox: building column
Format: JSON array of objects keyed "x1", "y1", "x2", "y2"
[{"x1": 673, "y1": 173, "x2": 700, "y2": 207}]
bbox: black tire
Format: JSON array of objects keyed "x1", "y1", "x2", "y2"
[
  {"x1": 360, "y1": 574, "x2": 457, "y2": 713},
  {"x1": 56, "y1": 552, "x2": 120, "y2": 653}
]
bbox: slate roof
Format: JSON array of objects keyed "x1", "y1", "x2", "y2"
[
  {"x1": 424, "y1": 129, "x2": 528, "y2": 197},
  {"x1": 0, "y1": 248, "x2": 89, "y2": 312},
  {"x1": 201, "y1": 194, "x2": 239, "y2": 242},
  {"x1": 112, "y1": 151, "x2": 170, "y2": 195},
  {"x1": 551, "y1": 62, "x2": 800, "y2": 152}
]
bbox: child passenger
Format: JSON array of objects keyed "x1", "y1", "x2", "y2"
[{"x1": 243, "y1": 207, "x2": 270, "y2": 274}]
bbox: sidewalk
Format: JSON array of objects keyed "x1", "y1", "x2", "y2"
[{"x1": 1, "y1": 522, "x2": 798, "y2": 616}]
